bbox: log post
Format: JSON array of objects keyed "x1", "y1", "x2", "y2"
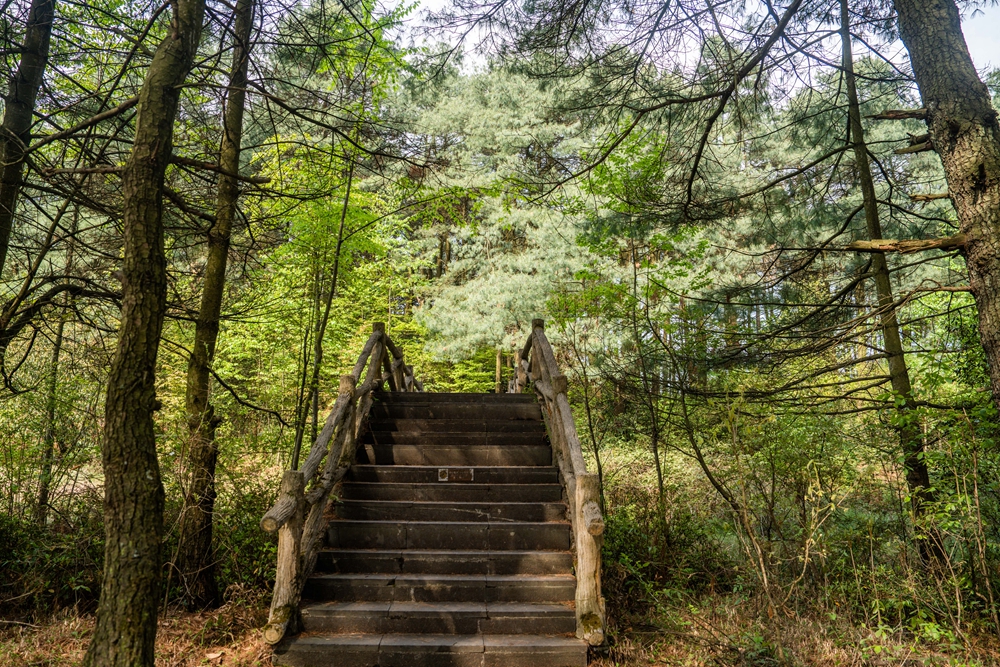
[
  {"x1": 513, "y1": 351, "x2": 523, "y2": 393},
  {"x1": 574, "y1": 472, "x2": 605, "y2": 646},
  {"x1": 264, "y1": 469, "x2": 305, "y2": 644},
  {"x1": 495, "y1": 348, "x2": 502, "y2": 393},
  {"x1": 351, "y1": 329, "x2": 383, "y2": 382},
  {"x1": 391, "y1": 356, "x2": 406, "y2": 392},
  {"x1": 355, "y1": 331, "x2": 385, "y2": 437},
  {"x1": 382, "y1": 350, "x2": 398, "y2": 391}
]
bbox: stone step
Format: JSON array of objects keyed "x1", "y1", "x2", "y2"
[
  {"x1": 340, "y1": 482, "x2": 563, "y2": 503},
  {"x1": 346, "y1": 465, "x2": 559, "y2": 485},
  {"x1": 272, "y1": 633, "x2": 588, "y2": 667},
  {"x1": 299, "y1": 601, "x2": 577, "y2": 635},
  {"x1": 374, "y1": 391, "x2": 539, "y2": 404},
  {"x1": 368, "y1": 418, "x2": 547, "y2": 434},
  {"x1": 337, "y1": 500, "x2": 567, "y2": 523},
  {"x1": 363, "y1": 444, "x2": 551, "y2": 466},
  {"x1": 370, "y1": 404, "x2": 543, "y2": 421},
  {"x1": 314, "y1": 549, "x2": 573, "y2": 575},
  {"x1": 327, "y1": 520, "x2": 571, "y2": 551},
  {"x1": 304, "y1": 573, "x2": 576, "y2": 603},
  {"x1": 363, "y1": 432, "x2": 547, "y2": 447}
]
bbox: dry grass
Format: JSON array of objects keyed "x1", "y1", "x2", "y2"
[
  {"x1": 591, "y1": 594, "x2": 1000, "y2": 667},
  {"x1": 6, "y1": 592, "x2": 1000, "y2": 666},
  {"x1": 0, "y1": 593, "x2": 270, "y2": 667}
]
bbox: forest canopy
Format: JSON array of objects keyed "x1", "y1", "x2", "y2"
[{"x1": 2, "y1": 0, "x2": 1000, "y2": 663}]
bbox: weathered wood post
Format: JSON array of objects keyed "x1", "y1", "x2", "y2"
[
  {"x1": 356, "y1": 323, "x2": 386, "y2": 438},
  {"x1": 513, "y1": 350, "x2": 523, "y2": 393},
  {"x1": 263, "y1": 469, "x2": 305, "y2": 644},
  {"x1": 495, "y1": 348, "x2": 502, "y2": 393},
  {"x1": 383, "y1": 327, "x2": 407, "y2": 391},
  {"x1": 530, "y1": 319, "x2": 543, "y2": 383},
  {"x1": 574, "y1": 471, "x2": 605, "y2": 645}
]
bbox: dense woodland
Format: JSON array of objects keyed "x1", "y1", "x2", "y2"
[{"x1": 2, "y1": 0, "x2": 1000, "y2": 663}]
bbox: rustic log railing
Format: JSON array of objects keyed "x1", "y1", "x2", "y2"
[
  {"x1": 260, "y1": 322, "x2": 421, "y2": 644},
  {"x1": 511, "y1": 318, "x2": 606, "y2": 646}
]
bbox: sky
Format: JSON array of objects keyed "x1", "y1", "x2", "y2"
[
  {"x1": 413, "y1": 0, "x2": 1000, "y2": 75},
  {"x1": 962, "y1": 4, "x2": 1000, "y2": 72}
]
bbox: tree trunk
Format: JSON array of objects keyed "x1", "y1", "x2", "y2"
[
  {"x1": 892, "y1": 0, "x2": 1000, "y2": 410},
  {"x1": 841, "y1": 0, "x2": 941, "y2": 563},
  {"x1": 0, "y1": 0, "x2": 55, "y2": 276},
  {"x1": 83, "y1": 0, "x2": 206, "y2": 663},
  {"x1": 35, "y1": 313, "x2": 64, "y2": 525},
  {"x1": 36, "y1": 210, "x2": 76, "y2": 525},
  {"x1": 175, "y1": 0, "x2": 254, "y2": 611}
]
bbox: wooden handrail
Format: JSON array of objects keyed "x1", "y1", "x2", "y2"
[
  {"x1": 260, "y1": 322, "x2": 421, "y2": 645},
  {"x1": 511, "y1": 318, "x2": 606, "y2": 646}
]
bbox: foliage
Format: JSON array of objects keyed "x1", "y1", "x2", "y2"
[{"x1": 1, "y1": 0, "x2": 1000, "y2": 664}]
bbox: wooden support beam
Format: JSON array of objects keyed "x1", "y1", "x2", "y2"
[{"x1": 350, "y1": 328, "x2": 383, "y2": 381}]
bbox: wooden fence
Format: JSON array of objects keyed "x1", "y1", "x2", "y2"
[
  {"x1": 259, "y1": 322, "x2": 421, "y2": 644},
  {"x1": 511, "y1": 318, "x2": 607, "y2": 646}
]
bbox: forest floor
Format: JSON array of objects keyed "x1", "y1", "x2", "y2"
[
  {"x1": 593, "y1": 596, "x2": 1000, "y2": 667},
  {"x1": 0, "y1": 594, "x2": 270, "y2": 667},
  {"x1": 4, "y1": 594, "x2": 999, "y2": 667}
]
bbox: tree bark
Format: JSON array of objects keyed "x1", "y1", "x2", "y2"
[
  {"x1": 0, "y1": 0, "x2": 55, "y2": 276},
  {"x1": 175, "y1": 0, "x2": 254, "y2": 611},
  {"x1": 842, "y1": 0, "x2": 941, "y2": 564},
  {"x1": 892, "y1": 0, "x2": 1000, "y2": 410},
  {"x1": 845, "y1": 234, "x2": 966, "y2": 253},
  {"x1": 35, "y1": 312, "x2": 64, "y2": 525},
  {"x1": 83, "y1": 0, "x2": 206, "y2": 663}
]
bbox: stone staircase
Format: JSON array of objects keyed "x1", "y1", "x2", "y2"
[{"x1": 272, "y1": 391, "x2": 589, "y2": 667}]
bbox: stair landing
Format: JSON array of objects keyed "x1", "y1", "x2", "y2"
[{"x1": 273, "y1": 392, "x2": 588, "y2": 667}]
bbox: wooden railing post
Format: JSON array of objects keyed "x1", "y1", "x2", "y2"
[
  {"x1": 574, "y1": 472, "x2": 605, "y2": 645},
  {"x1": 264, "y1": 469, "x2": 305, "y2": 644}
]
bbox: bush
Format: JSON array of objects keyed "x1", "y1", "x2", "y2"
[{"x1": 0, "y1": 503, "x2": 104, "y2": 620}]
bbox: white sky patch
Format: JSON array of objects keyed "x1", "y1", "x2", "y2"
[
  {"x1": 962, "y1": 4, "x2": 1000, "y2": 71},
  {"x1": 405, "y1": 0, "x2": 1000, "y2": 77}
]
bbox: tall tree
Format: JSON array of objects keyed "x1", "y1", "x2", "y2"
[
  {"x1": 892, "y1": 0, "x2": 1000, "y2": 409},
  {"x1": 0, "y1": 0, "x2": 55, "y2": 276},
  {"x1": 175, "y1": 0, "x2": 255, "y2": 611},
  {"x1": 83, "y1": 0, "x2": 207, "y2": 663},
  {"x1": 841, "y1": 0, "x2": 939, "y2": 562}
]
